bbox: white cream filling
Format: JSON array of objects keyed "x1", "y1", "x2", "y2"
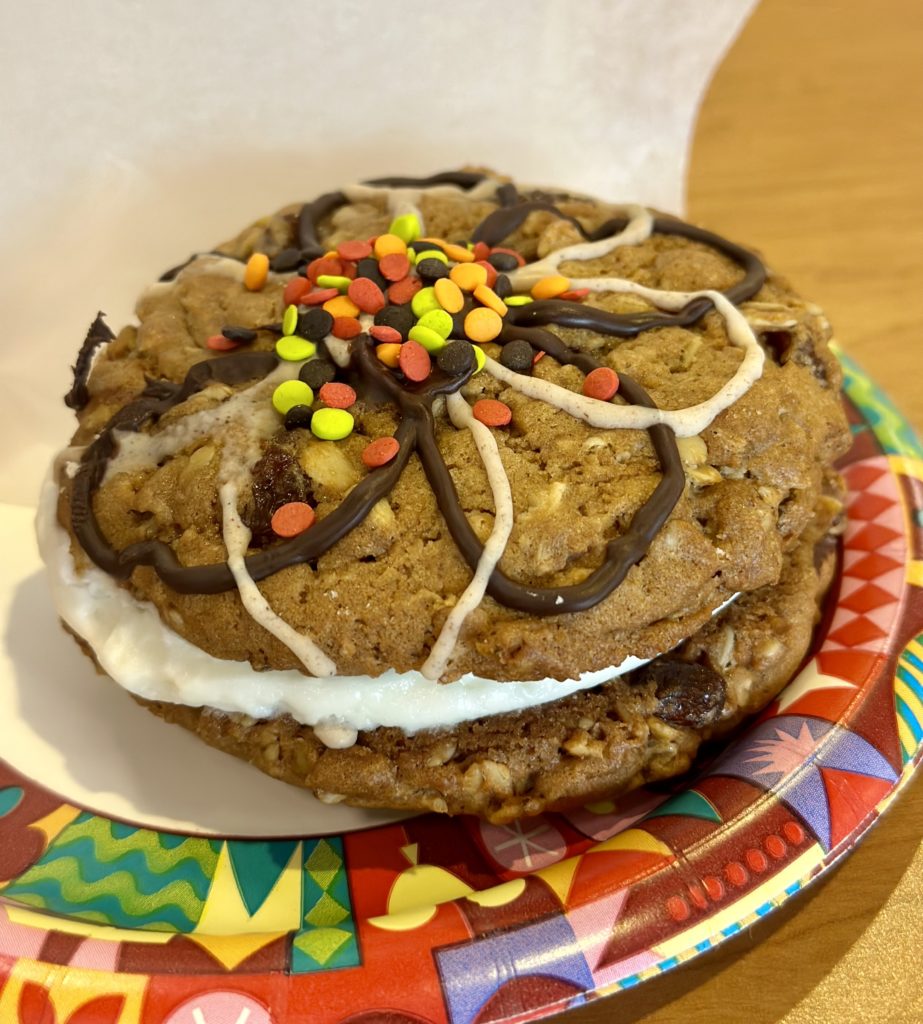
[{"x1": 36, "y1": 473, "x2": 730, "y2": 741}]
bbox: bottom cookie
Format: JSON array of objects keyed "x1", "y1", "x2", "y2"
[{"x1": 135, "y1": 524, "x2": 838, "y2": 824}]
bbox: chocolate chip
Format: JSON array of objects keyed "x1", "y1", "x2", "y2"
[
  {"x1": 374, "y1": 304, "x2": 414, "y2": 339},
  {"x1": 243, "y1": 445, "x2": 313, "y2": 547},
  {"x1": 356, "y1": 257, "x2": 387, "y2": 291},
  {"x1": 284, "y1": 404, "x2": 313, "y2": 430},
  {"x1": 416, "y1": 258, "x2": 449, "y2": 281},
  {"x1": 488, "y1": 252, "x2": 519, "y2": 273},
  {"x1": 437, "y1": 340, "x2": 476, "y2": 376},
  {"x1": 299, "y1": 359, "x2": 336, "y2": 390},
  {"x1": 499, "y1": 339, "x2": 534, "y2": 373},
  {"x1": 494, "y1": 273, "x2": 513, "y2": 298},
  {"x1": 636, "y1": 659, "x2": 727, "y2": 729},
  {"x1": 270, "y1": 247, "x2": 304, "y2": 272},
  {"x1": 409, "y1": 240, "x2": 445, "y2": 255},
  {"x1": 297, "y1": 307, "x2": 334, "y2": 341},
  {"x1": 221, "y1": 325, "x2": 257, "y2": 344}
]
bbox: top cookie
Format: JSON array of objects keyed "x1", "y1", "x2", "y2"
[{"x1": 59, "y1": 171, "x2": 850, "y2": 684}]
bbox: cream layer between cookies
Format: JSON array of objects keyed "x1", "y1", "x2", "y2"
[{"x1": 38, "y1": 474, "x2": 731, "y2": 749}]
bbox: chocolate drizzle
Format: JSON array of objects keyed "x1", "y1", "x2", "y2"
[
  {"x1": 65, "y1": 313, "x2": 114, "y2": 410},
  {"x1": 69, "y1": 175, "x2": 768, "y2": 618}
]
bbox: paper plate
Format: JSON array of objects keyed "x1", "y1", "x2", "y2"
[{"x1": 1, "y1": 350, "x2": 921, "y2": 1024}]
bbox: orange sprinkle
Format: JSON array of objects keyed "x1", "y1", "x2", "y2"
[
  {"x1": 473, "y1": 284, "x2": 508, "y2": 317},
  {"x1": 376, "y1": 343, "x2": 402, "y2": 367},
  {"x1": 243, "y1": 252, "x2": 270, "y2": 291},
  {"x1": 464, "y1": 306, "x2": 503, "y2": 343},
  {"x1": 531, "y1": 275, "x2": 571, "y2": 300},
  {"x1": 323, "y1": 294, "x2": 361, "y2": 319},
  {"x1": 362, "y1": 437, "x2": 400, "y2": 468},
  {"x1": 442, "y1": 242, "x2": 475, "y2": 263},
  {"x1": 434, "y1": 277, "x2": 464, "y2": 314},
  {"x1": 451, "y1": 262, "x2": 489, "y2": 292},
  {"x1": 319, "y1": 382, "x2": 357, "y2": 408},
  {"x1": 472, "y1": 398, "x2": 512, "y2": 428},
  {"x1": 271, "y1": 501, "x2": 315, "y2": 538},
  {"x1": 582, "y1": 366, "x2": 620, "y2": 401},
  {"x1": 373, "y1": 233, "x2": 407, "y2": 259}
]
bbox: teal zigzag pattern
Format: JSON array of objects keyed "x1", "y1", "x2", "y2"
[
  {"x1": 839, "y1": 349, "x2": 923, "y2": 459},
  {"x1": 2, "y1": 814, "x2": 221, "y2": 932}
]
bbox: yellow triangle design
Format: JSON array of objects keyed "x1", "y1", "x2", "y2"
[
  {"x1": 188, "y1": 841, "x2": 303, "y2": 969},
  {"x1": 296, "y1": 926, "x2": 351, "y2": 965},
  {"x1": 305, "y1": 839, "x2": 342, "y2": 890},
  {"x1": 536, "y1": 856, "x2": 581, "y2": 906},
  {"x1": 305, "y1": 892, "x2": 349, "y2": 927},
  {"x1": 591, "y1": 828, "x2": 673, "y2": 857}
]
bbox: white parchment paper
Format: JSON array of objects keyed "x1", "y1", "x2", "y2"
[{"x1": 0, "y1": 0, "x2": 755, "y2": 834}]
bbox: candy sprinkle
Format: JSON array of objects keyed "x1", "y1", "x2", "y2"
[
  {"x1": 276, "y1": 336, "x2": 317, "y2": 362},
  {"x1": 464, "y1": 306, "x2": 503, "y2": 343},
  {"x1": 450, "y1": 262, "x2": 488, "y2": 292},
  {"x1": 417, "y1": 307, "x2": 453, "y2": 339},
  {"x1": 273, "y1": 380, "x2": 313, "y2": 415},
  {"x1": 389, "y1": 213, "x2": 421, "y2": 243},
  {"x1": 388, "y1": 276, "x2": 422, "y2": 304},
  {"x1": 411, "y1": 286, "x2": 441, "y2": 318},
  {"x1": 531, "y1": 275, "x2": 571, "y2": 300},
  {"x1": 311, "y1": 407, "x2": 354, "y2": 441},
  {"x1": 206, "y1": 334, "x2": 239, "y2": 351},
  {"x1": 362, "y1": 436, "x2": 401, "y2": 468},
  {"x1": 473, "y1": 284, "x2": 508, "y2": 317},
  {"x1": 472, "y1": 398, "x2": 512, "y2": 428},
  {"x1": 434, "y1": 277, "x2": 464, "y2": 313},
  {"x1": 282, "y1": 303, "x2": 299, "y2": 336},
  {"x1": 271, "y1": 501, "x2": 316, "y2": 538},
  {"x1": 408, "y1": 324, "x2": 447, "y2": 353},
  {"x1": 398, "y1": 339, "x2": 432, "y2": 382},
  {"x1": 376, "y1": 342, "x2": 403, "y2": 367},
  {"x1": 332, "y1": 316, "x2": 363, "y2": 339},
  {"x1": 243, "y1": 252, "x2": 269, "y2": 291},
  {"x1": 319, "y1": 382, "x2": 357, "y2": 409},
  {"x1": 505, "y1": 295, "x2": 534, "y2": 307},
  {"x1": 283, "y1": 276, "x2": 311, "y2": 306},
  {"x1": 374, "y1": 233, "x2": 407, "y2": 259},
  {"x1": 316, "y1": 274, "x2": 352, "y2": 293},
  {"x1": 303, "y1": 287, "x2": 339, "y2": 306},
  {"x1": 348, "y1": 277, "x2": 386, "y2": 314},
  {"x1": 582, "y1": 366, "x2": 620, "y2": 401},
  {"x1": 370, "y1": 324, "x2": 402, "y2": 344},
  {"x1": 323, "y1": 295, "x2": 361, "y2": 319},
  {"x1": 337, "y1": 239, "x2": 373, "y2": 261}
]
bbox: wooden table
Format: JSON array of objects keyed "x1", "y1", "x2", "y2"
[{"x1": 568, "y1": 1, "x2": 923, "y2": 1021}]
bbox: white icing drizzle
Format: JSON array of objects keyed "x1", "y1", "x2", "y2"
[
  {"x1": 104, "y1": 362, "x2": 297, "y2": 483},
  {"x1": 342, "y1": 177, "x2": 501, "y2": 236},
  {"x1": 486, "y1": 285, "x2": 764, "y2": 438},
  {"x1": 507, "y1": 204, "x2": 654, "y2": 290},
  {"x1": 219, "y1": 482, "x2": 336, "y2": 678},
  {"x1": 421, "y1": 392, "x2": 516, "y2": 681}
]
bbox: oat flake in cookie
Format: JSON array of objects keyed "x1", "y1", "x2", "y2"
[{"x1": 42, "y1": 170, "x2": 851, "y2": 822}]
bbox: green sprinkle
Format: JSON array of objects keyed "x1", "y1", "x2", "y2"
[
  {"x1": 276, "y1": 336, "x2": 317, "y2": 362},
  {"x1": 472, "y1": 344, "x2": 486, "y2": 373},
  {"x1": 407, "y1": 248, "x2": 417, "y2": 265},
  {"x1": 316, "y1": 274, "x2": 351, "y2": 293},
  {"x1": 311, "y1": 407, "x2": 354, "y2": 440},
  {"x1": 282, "y1": 303, "x2": 299, "y2": 336},
  {"x1": 389, "y1": 213, "x2": 421, "y2": 243},
  {"x1": 273, "y1": 380, "x2": 313, "y2": 415},
  {"x1": 414, "y1": 248, "x2": 448, "y2": 265},
  {"x1": 417, "y1": 308, "x2": 453, "y2": 339},
  {"x1": 505, "y1": 295, "x2": 534, "y2": 306},
  {"x1": 408, "y1": 324, "x2": 448, "y2": 353},
  {"x1": 466, "y1": 242, "x2": 475, "y2": 251},
  {"x1": 411, "y1": 286, "x2": 441, "y2": 318}
]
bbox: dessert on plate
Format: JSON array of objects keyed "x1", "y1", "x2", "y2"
[{"x1": 40, "y1": 170, "x2": 851, "y2": 822}]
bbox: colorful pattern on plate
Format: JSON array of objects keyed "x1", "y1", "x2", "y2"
[{"x1": 1, "y1": 355, "x2": 922, "y2": 1024}]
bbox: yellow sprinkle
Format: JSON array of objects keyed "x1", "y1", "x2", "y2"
[
  {"x1": 474, "y1": 284, "x2": 508, "y2": 317},
  {"x1": 374, "y1": 233, "x2": 408, "y2": 258},
  {"x1": 531, "y1": 274, "x2": 571, "y2": 300},
  {"x1": 434, "y1": 277, "x2": 464, "y2": 314},
  {"x1": 441, "y1": 242, "x2": 475, "y2": 263},
  {"x1": 464, "y1": 307, "x2": 503, "y2": 343},
  {"x1": 323, "y1": 294, "x2": 361, "y2": 318},
  {"x1": 243, "y1": 252, "x2": 270, "y2": 291},
  {"x1": 451, "y1": 262, "x2": 489, "y2": 292},
  {"x1": 376, "y1": 343, "x2": 402, "y2": 368}
]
